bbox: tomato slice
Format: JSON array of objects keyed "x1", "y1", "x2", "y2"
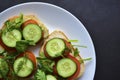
[
  {"x1": 63, "y1": 40, "x2": 71, "y2": 56},
  {"x1": 53, "y1": 64, "x2": 58, "y2": 75},
  {"x1": 53, "y1": 54, "x2": 80, "y2": 80},
  {"x1": 44, "y1": 42, "x2": 51, "y2": 58},
  {"x1": 0, "y1": 37, "x2": 16, "y2": 53},
  {"x1": 67, "y1": 54, "x2": 81, "y2": 80},
  {"x1": 21, "y1": 19, "x2": 38, "y2": 29}
]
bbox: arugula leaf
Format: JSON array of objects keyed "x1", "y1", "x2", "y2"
[
  {"x1": 73, "y1": 45, "x2": 87, "y2": 48},
  {"x1": 74, "y1": 48, "x2": 79, "y2": 57},
  {"x1": 39, "y1": 52, "x2": 46, "y2": 58},
  {"x1": 34, "y1": 69, "x2": 46, "y2": 80},
  {"x1": 37, "y1": 58, "x2": 55, "y2": 73},
  {"x1": 15, "y1": 40, "x2": 35, "y2": 52},
  {"x1": 68, "y1": 40, "x2": 78, "y2": 42},
  {"x1": 79, "y1": 57, "x2": 92, "y2": 63}
]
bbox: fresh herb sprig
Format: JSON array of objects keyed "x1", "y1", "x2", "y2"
[
  {"x1": 79, "y1": 57, "x2": 92, "y2": 63},
  {"x1": 37, "y1": 57, "x2": 55, "y2": 73},
  {"x1": 34, "y1": 69, "x2": 46, "y2": 80},
  {"x1": 15, "y1": 40, "x2": 35, "y2": 52},
  {"x1": 2, "y1": 13, "x2": 23, "y2": 35},
  {"x1": 68, "y1": 39, "x2": 78, "y2": 42},
  {"x1": 73, "y1": 45, "x2": 87, "y2": 48}
]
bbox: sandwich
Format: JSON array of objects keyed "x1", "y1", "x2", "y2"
[
  {"x1": 39, "y1": 30, "x2": 85, "y2": 80},
  {"x1": 0, "y1": 14, "x2": 49, "y2": 53}
]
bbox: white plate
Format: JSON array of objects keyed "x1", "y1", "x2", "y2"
[{"x1": 0, "y1": 2, "x2": 96, "y2": 80}]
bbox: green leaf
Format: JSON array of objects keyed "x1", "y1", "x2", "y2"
[
  {"x1": 79, "y1": 57, "x2": 92, "y2": 63},
  {"x1": 14, "y1": 13, "x2": 23, "y2": 28},
  {"x1": 39, "y1": 52, "x2": 46, "y2": 58},
  {"x1": 68, "y1": 40, "x2": 78, "y2": 42},
  {"x1": 73, "y1": 45, "x2": 87, "y2": 48},
  {"x1": 3, "y1": 13, "x2": 23, "y2": 34},
  {"x1": 34, "y1": 69, "x2": 46, "y2": 80},
  {"x1": 0, "y1": 58, "x2": 9, "y2": 79},
  {"x1": 37, "y1": 58, "x2": 55, "y2": 73},
  {"x1": 74, "y1": 48, "x2": 79, "y2": 57},
  {"x1": 15, "y1": 40, "x2": 35, "y2": 52}
]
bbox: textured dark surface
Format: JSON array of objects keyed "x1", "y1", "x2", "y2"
[{"x1": 0, "y1": 0, "x2": 120, "y2": 80}]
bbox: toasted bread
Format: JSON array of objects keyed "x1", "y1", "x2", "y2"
[{"x1": 39, "y1": 30, "x2": 85, "y2": 79}]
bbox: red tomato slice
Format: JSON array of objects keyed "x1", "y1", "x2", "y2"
[
  {"x1": 44, "y1": 43, "x2": 52, "y2": 58},
  {"x1": 21, "y1": 19, "x2": 38, "y2": 29},
  {"x1": 53, "y1": 54, "x2": 80, "y2": 80},
  {"x1": 67, "y1": 54, "x2": 81, "y2": 80},
  {"x1": 63, "y1": 39, "x2": 71, "y2": 56},
  {"x1": 53, "y1": 64, "x2": 58, "y2": 75}
]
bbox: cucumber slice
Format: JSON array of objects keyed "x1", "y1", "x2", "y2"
[
  {"x1": 46, "y1": 38, "x2": 65, "y2": 57},
  {"x1": 0, "y1": 58, "x2": 9, "y2": 78},
  {"x1": 23, "y1": 24, "x2": 42, "y2": 43},
  {"x1": 13, "y1": 57, "x2": 34, "y2": 77},
  {"x1": 46, "y1": 75, "x2": 57, "y2": 80},
  {"x1": 57, "y1": 58, "x2": 77, "y2": 78},
  {"x1": 2, "y1": 29, "x2": 22, "y2": 47},
  {"x1": 0, "y1": 45, "x2": 5, "y2": 54}
]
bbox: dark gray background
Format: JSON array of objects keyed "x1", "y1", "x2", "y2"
[{"x1": 0, "y1": 0, "x2": 120, "y2": 80}]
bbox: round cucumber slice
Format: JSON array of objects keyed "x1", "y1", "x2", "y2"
[
  {"x1": 2, "y1": 29, "x2": 22, "y2": 47},
  {"x1": 23, "y1": 24, "x2": 42, "y2": 43},
  {"x1": 46, "y1": 38, "x2": 65, "y2": 58},
  {"x1": 13, "y1": 57, "x2": 34, "y2": 77},
  {"x1": 0, "y1": 58, "x2": 9, "y2": 78},
  {"x1": 46, "y1": 75, "x2": 57, "y2": 80},
  {"x1": 57, "y1": 58, "x2": 77, "y2": 78}
]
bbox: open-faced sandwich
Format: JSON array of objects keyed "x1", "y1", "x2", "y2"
[
  {"x1": 38, "y1": 30, "x2": 85, "y2": 80},
  {"x1": 0, "y1": 14, "x2": 49, "y2": 53}
]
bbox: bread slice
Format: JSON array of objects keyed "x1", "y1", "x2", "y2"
[{"x1": 39, "y1": 30, "x2": 85, "y2": 79}]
